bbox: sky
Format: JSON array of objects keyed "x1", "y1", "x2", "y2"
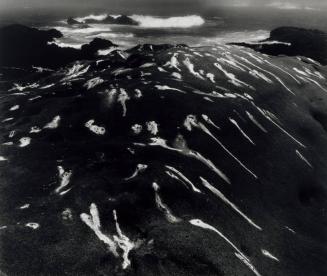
[{"x1": 0, "y1": 0, "x2": 326, "y2": 14}]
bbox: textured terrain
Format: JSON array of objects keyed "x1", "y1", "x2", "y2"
[{"x1": 0, "y1": 38, "x2": 327, "y2": 275}]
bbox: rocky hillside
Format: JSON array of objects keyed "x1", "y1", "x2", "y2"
[{"x1": 0, "y1": 34, "x2": 327, "y2": 276}]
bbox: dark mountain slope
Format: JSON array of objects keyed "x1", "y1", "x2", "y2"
[{"x1": 0, "y1": 38, "x2": 327, "y2": 275}]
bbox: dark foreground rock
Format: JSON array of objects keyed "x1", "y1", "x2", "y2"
[
  {"x1": 231, "y1": 27, "x2": 327, "y2": 65},
  {"x1": 0, "y1": 40, "x2": 327, "y2": 276},
  {"x1": 0, "y1": 25, "x2": 116, "y2": 69}
]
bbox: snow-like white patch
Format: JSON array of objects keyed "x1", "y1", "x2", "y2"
[
  {"x1": 0, "y1": 156, "x2": 8, "y2": 161},
  {"x1": 30, "y1": 126, "x2": 42, "y2": 133},
  {"x1": 44, "y1": 115, "x2": 61, "y2": 129},
  {"x1": 85, "y1": 120, "x2": 106, "y2": 135},
  {"x1": 19, "y1": 204, "x2": 30, "y2": 209},
  {"x1": 18, "y1": 137, "x2": 31, "y2": 147},
  {"x1": 9, "y1": 105, "x2": 20, "y2": 111},
  {"x1": 131, "y1": 124, "x2": 143, "y2": 135},
  {"x1": 25, "y1": 223, "x2": 40, "y2": 229},
  {"x1": 146, "y1": 121, "x2": 159, "y2": 135}
]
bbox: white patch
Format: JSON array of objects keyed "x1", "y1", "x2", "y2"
[
  {"x1": 117, "y1": 88, "x2": 130, "y2": 117},
  {"x1": 44, "y1": 115, "x2": 61, "y2": 129},
  {"x1": 261, "y1": 249, "x2": 279, "y2": 262},
  {"x1": 146, "y1": 121, "x2": 159, "y2": 135},
  {"x1": 172, "y1": 72, "x2": 182, "y2": 79},
  {"x1": 19, "y1": 137, "x2": 31, "y2": 147},
  {"x1": 134, "y1": 89, "x2": 143, "y2": 98},
  {"x1": 25, "y1": 223, "x2": 40, "y2": 229},
  {"x1": 85, "y1": 120, "x2": 106, "y2": 135},
  {"x1": 164, "y1": 53, "x2": 180, "y2": 71},
  {"x1": 55, "y1": 166, "x2": 72, "y2": 194},
  {"x1": 84, "y1": 77, "x2": 104, "y2": 90},
  {"x1": 9, "y1": 105, "x2": 20, "y2": 111},
  {"x1": 81, "y1": 204, "x2": 137, "y2": 269},
  {"x1": 206, "y1": 73, "x2": 215, "y2": 83},
  {"x1": 0, "y1": 156, "x2": 8, "y2": 161},
  {"x1": 19, "y1": 204, "x2": 30, "y2": 209},
  {"x1": 80, "y1": 203, "x2": 118, "y2": 257},
  {"x1": 131, "y1": 124, "x2": 143, "y2": 134},
  {"x1": 183, "y1": 58, "x2": 204, "y2": 79},
  {"x1": 30, "y1": 126, "x2": 42, "y2": 133},
  {"x1": 9, "y1": 130, "x2": 16, "y2": 138}
]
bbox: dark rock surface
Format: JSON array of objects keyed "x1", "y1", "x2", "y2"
[
  {"x1": 0, "y1": 25, "x2": 116, "y2": 69},
  {"x1": 230, "y1": 27, "x2": 327, "y2": 65},
  {"x1": 1, "y1": 28, "x2": 327, "y2": 276}
]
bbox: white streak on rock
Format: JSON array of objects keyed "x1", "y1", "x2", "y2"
[
  {"x1": 0, "y1": 156, "x2": 8, "y2": 161},
  {"x1": 246, "y1": 111, "x2": 268, "y2": 133},
  {"x1": 80, "y1": 203, "x2": 118, "y2": 256},
  {"x1": 153, "y1": 182, "x2": 182, "y2": 223},
  {"x1": 55, "y1": 166, "x2": 72, "y2": 194},
  {"x1": 261, "y1": 249, "x2": 279, "y2": 262},
  {"x1": 113, "y1": 210, "x2": 136, "y2": 269},
  {"x1": 155, "y1": 85, "x2": 185, "y2": 93},
  {"x1": 295, "y1": 150, "x2": 313, "y2": 168},
  {"x1": 125, "y1": 164, "x2": 148, "y2": 180},
  {"x1": 235, "y1": 252, "x2": 262, "y2": 276},
  {"x1": 200, "y1": 177, "x2": 262, "y2": 231},
  {"x1": 185, "y1": 115, "x2": 257, "y2": 179},
  {"x1": 165, "y1": 165, "x2": 202, "y2": 193},
  {"x1": 118, "y1": 88, "x2": 130, "y2": 117},
  {"x1": 214, "y1": 63, "x2": 254, "y2": 90},
  {"x1": 229, "y1": 118, "x2": 255, "y2": 145},
  {"x1": 148, "y1": 137, "x2": 231, "y2": 184}
]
